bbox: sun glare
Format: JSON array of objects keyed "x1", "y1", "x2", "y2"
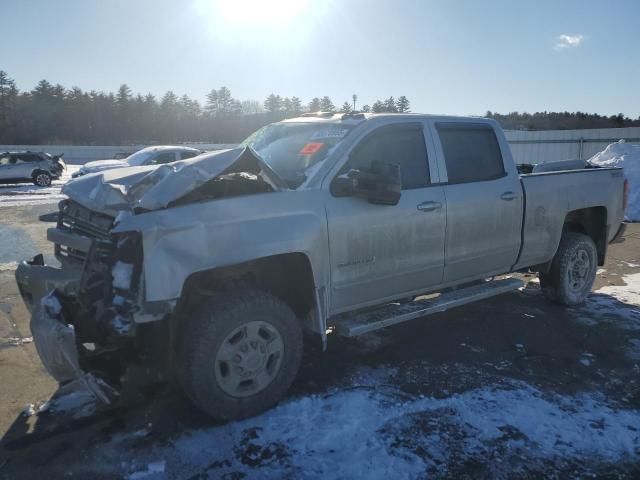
[{"x1": 214, "y1": 0, "x2": 308, "y2": 25}]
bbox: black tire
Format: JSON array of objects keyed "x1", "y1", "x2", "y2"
[
  {"x1": 32, "y1": 171, "x2": 52, "y2": 186},
  {"x1": 540, "y1": 232, "x2": 597, "y2": 305},
  {"x1": 179, "y1": 289, "x2": 303, "y2": 420}
]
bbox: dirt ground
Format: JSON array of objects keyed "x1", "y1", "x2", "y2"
[{"x1": 1, "y1": 203, "x2": 639, "y2": 479}]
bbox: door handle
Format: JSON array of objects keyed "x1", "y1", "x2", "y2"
[
  {"x1": 417, "y1": 201, "x2": 442, "y2": 212},
  {"x1": 500, "y1": 191, "x2": 518, "y2": 201}
]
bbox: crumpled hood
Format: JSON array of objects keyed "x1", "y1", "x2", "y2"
[
  {"x1": 81, "y1": 159, "x2": 129, "y2": 172},
  {"x1": 63, "y1": 147, "x2": 264, "y2": 216}
]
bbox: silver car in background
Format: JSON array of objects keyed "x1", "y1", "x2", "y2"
[
  {"x1": 0, "y1": 151, "x2": 66, "y2": 186},
  {"x1": 72, "y1": 145, "x2": 203, "y2": 178}
]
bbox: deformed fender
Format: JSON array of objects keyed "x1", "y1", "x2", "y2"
[{"x1": 113, "y1": 189, "x2": 330, "y2": 304}]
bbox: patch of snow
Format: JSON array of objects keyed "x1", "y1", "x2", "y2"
[
  {"x1": 0, "y1": 261, "x2": 18, "y2": 272},
  {"x1": 98, "y1": 379, "x2": 640, "y2": 479},
  {"x1": 127, "y1": 461, "x2": 166, "y2": 479},
  {"x1": 588, "y1": 140, "x2": 640, "y2": 221},
  {"x1": 112, "y1": 261, "x2": 133, "y2": 290},
  {"x1": 6, "y1": 336, "x2": 33, "y2": 346},
  {"x1": 574, "y1": 272, "x2": 640, "y2": 330},
  {"x1": 22, "y1": 404, "x2": 36, "y2": 417}
]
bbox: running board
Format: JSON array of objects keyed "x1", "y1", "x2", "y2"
[{"x1": 334, "y1": 278, "x2": 524, "y2": 337}]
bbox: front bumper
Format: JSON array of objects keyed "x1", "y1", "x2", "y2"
[
  {"x1": 15, "y1": 256, "x2": 82, "y2": 382},
  {"x1": 15, "y1": 255, "x2": 81, "y2": 313},
  {"x1": 15, "y1": 256, "x2": 114, "y2": 403}
]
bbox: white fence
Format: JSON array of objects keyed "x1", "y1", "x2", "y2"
[
  {"x1": 504, "y1": 127, "x2": 640, "y2": 164},
  {"x1": 2, "y1": 126, "x2": 640, "y2": 165}
]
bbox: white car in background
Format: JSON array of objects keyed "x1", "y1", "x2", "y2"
[{"x1": 72, "y1": 146, "x2": 203, "y2": 178}]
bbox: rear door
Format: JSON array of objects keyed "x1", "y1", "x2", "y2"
[
  {"x1": 11, "y1": 153, "x2": 39, "y2": 180},
  {"x1": 325, "y1": 121, "x2": 446, "y2": 313},
  {"x1": 432, "y1": 122, "x2": 522, "y2": 283}
]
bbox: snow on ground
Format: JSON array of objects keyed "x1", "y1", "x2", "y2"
[
  {"x1": 589, "y1": 140, "x2": 640, "y2": 221},
  {"x1": 573, "y1": 272, "x2": 640, "y2": 331},
  {"x1": 0, "y1": 164, "x2": 80, "y2": 207},
  {"x1": 94, "y1": 374, "x2": 639, "y2": 479}
]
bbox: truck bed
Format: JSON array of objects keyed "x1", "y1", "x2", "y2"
[{"x1": 514, "y1": 166, "x2": 625, "y2": 270}]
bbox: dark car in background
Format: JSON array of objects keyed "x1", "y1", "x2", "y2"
[{"x1": 0, "y1": 151, "x2": 66, "y2": 186}]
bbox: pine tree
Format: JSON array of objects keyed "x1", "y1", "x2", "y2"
[
  {"x1": 361, "y1": 105, "x2": 371, "y2": 113},
  {"x1": 371, "y1": 100, "x2": 384, "y2": 113},
  {"x1": 290, "y1": 96, "x2": 302, "y2": 115},
  {"x1": 308, "y1": 97, "x2": 321, "y2": 112},
  {"x1": 320, "y1": 96, "x2": 335, "y2": 112},
  {"x1": 0, "y1": 71, "x2": 18, "y2": 135},
  {"x1": 340, "y1": 101, "x2": 352, "y2": 113},
  {"x1": 217, "y1": 86, "x2": 234, "y2": 115},
  {"x1": 384, "y1": 96, "x2": 397, "y2": 112},
  {"x1": 205, "y1": 88, "x2": 219, "y2": 116},
  {"x1": 396, "y1": 96, "x2": 410, "y2": 113},
  {"x1": 264, "y1": 93, "x2": 283, "y2": 113}
]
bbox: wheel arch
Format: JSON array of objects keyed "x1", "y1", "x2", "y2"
[
  {"x1": 563, "y1": 206, "x2": 608, "y2": 265},
  {"x1": 174, "y1": 252, "x2": 326, "y2": 346}
]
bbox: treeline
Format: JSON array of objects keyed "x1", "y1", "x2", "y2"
[
  {"x1": 1, "y1": 70, "x2": 638, "y2": 145},
  {"x1": 486, "y1": 110, "x2": 640, "y2": 131},
  {"x1": 0, "y1": 71, "x2": 410, "y2": 145}
]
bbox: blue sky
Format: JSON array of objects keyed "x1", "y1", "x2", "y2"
[{"x1": 1, "y1": 0, "x2": 639, "y2": 117}]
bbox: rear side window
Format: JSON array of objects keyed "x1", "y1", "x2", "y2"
[
  {"x1": 180, "y1": 150, "x2": 199, "y2": 160},
  {"x1": 437, "y1": 124, "x2": 505, "y2": 184},
  {"x1": 151, "y1": 151, "x2": 176, "y2": 164},
  {"x1": 350, "y1": 125, "x2": 429, "y2": 190},
  {"x1": 13, "y1": 154, "x2": 39, "y2": 164}
]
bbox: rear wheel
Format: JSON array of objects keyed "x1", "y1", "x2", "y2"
[
  {"x1": 179, "y1": 289, "x2": 303, "y2": 420},
  {"x1": 33, "y1": 171, "x2": 52, "y2": 187},
  {"x1": 540, "y1": 232, "x2": 597, "y2": 305}
]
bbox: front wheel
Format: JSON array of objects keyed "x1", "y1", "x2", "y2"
[
  {"x1": 540, "y1": 232, "x2": 597, "y2": 305},
  {"x1": 179, "y1": 289, "x2": 303, "y2": 420}
]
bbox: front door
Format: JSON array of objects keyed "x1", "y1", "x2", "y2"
[{"x1": 325, "y1": 122, "x2": 446, "y2": 313}]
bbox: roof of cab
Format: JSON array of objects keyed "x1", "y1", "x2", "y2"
[{"x1": 279, "y1": 112, "x2": 489, "y2": 125}]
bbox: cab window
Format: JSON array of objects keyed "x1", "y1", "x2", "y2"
[
  {"x1": 348, "y1": 124, "x2": 429, "y2": 190},
  {"x1": 437, "y1": 124, "x2": 505, "y2": 184}
]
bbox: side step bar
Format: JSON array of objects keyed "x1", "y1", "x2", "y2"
[{"x1": 334, "y1": 277, "x2": 524, "y2": 337}]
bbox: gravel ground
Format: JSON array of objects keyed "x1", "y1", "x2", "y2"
[{"x1": 0, "y1": 200, "x2": 638, "y2": 479}]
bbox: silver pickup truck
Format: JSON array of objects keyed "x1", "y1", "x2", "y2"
[{"x1": 16, "y1": 113, "x2": 627, "y2": 419}]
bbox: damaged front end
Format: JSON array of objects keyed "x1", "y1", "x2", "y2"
[
  {"x1": 16, "y1": 147, "x2": 280, "y2": 402},
  {"x1": 16, "y1": 199, "x2": 166, "y2": 401}
]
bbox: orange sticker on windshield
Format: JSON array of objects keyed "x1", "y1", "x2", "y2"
[{"x1": 299, "y1": 142, "x2": 324, "y2": 155}]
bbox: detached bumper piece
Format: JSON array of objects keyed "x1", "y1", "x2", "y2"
[
  {"x1": 610, "y1": 222, "x2": 627, "y2": 244},
  {"x1": 31, "y1": 290, "x2": 114, "y2": 405}
]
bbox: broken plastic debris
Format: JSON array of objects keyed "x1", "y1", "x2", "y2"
[
  {"x1": 41, "y1": 293, "x2": 62, "y2": 315},
  {"x1": 112, "y1": 261, "x2": 134, "y2": 290},
  {"x1": 111, "y1": 315, "x2": 131, "y2": 334}
]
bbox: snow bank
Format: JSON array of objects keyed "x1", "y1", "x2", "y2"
[{"x1": 588, "y1": 140, "x2": 640, "y2": 221}]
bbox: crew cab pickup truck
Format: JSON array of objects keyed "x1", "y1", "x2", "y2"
[{"x1": 16, "y1": 113, "x2": 627, "y2": 419}]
